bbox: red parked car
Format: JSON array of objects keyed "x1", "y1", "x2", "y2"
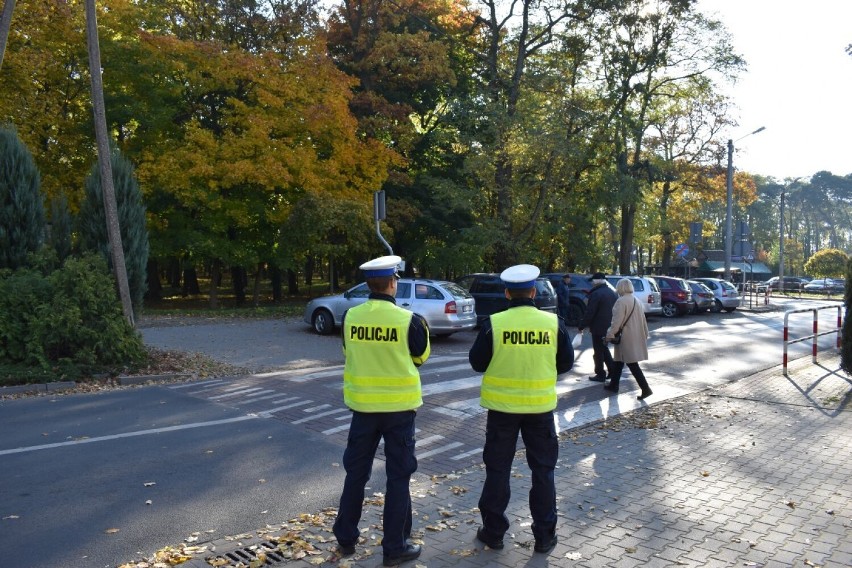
[{"x1": 651, "y1": 276, "x2": 694, "y2": 318}]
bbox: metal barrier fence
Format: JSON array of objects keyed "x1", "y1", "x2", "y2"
[{"x1": 782, "y1": 305, "x2": 843, "y2": 377}]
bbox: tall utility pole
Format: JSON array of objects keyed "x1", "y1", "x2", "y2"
[
  {"x1": 778, "y1": 188, "x2": 785, "y2": 292},
  {"x1": 724, "y1": 126, "x2": 765, "y2": 281},
  {"x1": 778, "y1": 177, "x2": 802, "y2": 294},
  {"x1": 85, "y1": 0, "x2": 134, "y2": 326}
]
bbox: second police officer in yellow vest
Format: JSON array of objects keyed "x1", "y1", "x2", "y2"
[
  {"x1": 469, "y1": 264, "x2": 575, "y2": 554},
  {"x1": 333, "y1": 255, "x2": 430, "y2": 567}
]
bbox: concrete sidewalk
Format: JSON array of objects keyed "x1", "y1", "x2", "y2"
[{"x1": 186, "y1": 352, "x2": 851, "y2": 568}]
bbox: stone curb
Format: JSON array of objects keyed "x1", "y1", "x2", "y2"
[
  {"x1": 117, "y1": 372, "x2": 193, "y2": 385},
  {"x1": 1, "y1": 373, "x2": 194, "y2": 395},
  {"x1": 0, "y1": 381, "x2": 77, "y2": 395}
]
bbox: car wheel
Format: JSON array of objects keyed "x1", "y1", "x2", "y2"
[
  {"x1": 724, "y1": 307, "x2": 736, "y2": 313},
  {"x1": 312, "y1": 309, "x2": 335, "y2": 335},
  {"x1": 662, "y1": 302, "x2": 678, "y2": 318},
  {"x1": 710, "y1": 299, "x2": 723, "y2": 313}
]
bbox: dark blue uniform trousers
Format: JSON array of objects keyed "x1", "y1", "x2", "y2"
[
  {"x1": 478, "y1": 410, "x2": 558, "y2": 543},
  {"x1": 333, "y1": 410, "x2": 417, "y2": 556},
  {"x1": 591, "y1": 332, "x2": 615, "y2": 379}
]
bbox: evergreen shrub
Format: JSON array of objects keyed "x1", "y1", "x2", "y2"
[
  {"x1": 0, "y1": 253, "x2": 146, "y2": 383},
  {"x1": 79, "y1": 148, "x2": 149, "y2": 312},
  {"x1": 0, "y1": 126, "x2": 46, "y2": 269}
]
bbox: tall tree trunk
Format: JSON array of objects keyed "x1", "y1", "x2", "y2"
[
  {"x1": 619, "y1": 203, "x2": 635, "y2": 275},
  {"x1": 0, "y1": 0, "x2": 15, "y2": 71},
  {"x1": 287, "y1": 269, "x2": 298, "y2": 296},
  {"x1": 86, "y1": 0, "x2": 134, "y2": 325},
  {"x1": 209, "y1": 259, "x2": 220, "y2": 308},
  {"x1": 145, "y1": 259, "x2": 162, "y2": 300},
  {"x1": 232, "y1": 265, "x2": 246, "y2": 306},
  {"x1": 252, "y1": 262, "x2": 262, "y2": 307},
  {"x1": 270, "y1": 266, "x2": 282, "y2": 301},
  {"x1": 182, "y1": 266, "x2": 200, "y2": 295}
]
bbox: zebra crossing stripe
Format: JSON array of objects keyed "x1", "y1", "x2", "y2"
[
  {"x1": 291, "y1": 408, "x2": 349, "y2": 424},
  {"x1": 186, "y1": 383, "x2": 233, "y2": 394},
  {"x1": 258, "y1": 399, "x2": 313, "y2": 417},
  {"x1": 236, "y1": 392, "x2": 280, "y2": 405},
  {"x1": 169, "y1": 380, "x2": 224, "y2": 390},
  {"x1": 322, "y1": 423, "x2": 350, "y2": 435},
  {"x1": 421, "y1": 376, "x2": 481, "y2": 396},
  {"x1": 266, "y1": 396, "x2": 299, "y2": 405},
  {"x1": 415, "y1": 434, "x2": 444, "y2": 448},
  {"x1": 303, "y1": 404, "x2": 331, "y2": 413},
  {"x1": 208, "y1": 387, "x2": 263, "y2": 400},
  {"x1": 451, "y1": 448, "x2": 481, "y2": 460},
  {"x1": 417, "y1": 442, "x2": 464, "y2": 459}
]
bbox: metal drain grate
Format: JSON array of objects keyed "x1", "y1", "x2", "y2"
[{"x1": 206, "y1": 540, "x2": 286, "y2": 566}]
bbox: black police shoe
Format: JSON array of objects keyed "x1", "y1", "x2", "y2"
[
  {"x1": 534, "y1": 534, "x2": 558, "y2": 554},
  {"x1": 336, "y1": 542, "x2": 355, "y2": 556},
  {"x1": 382, "y1": 543, "x2": 421, "y2": 566},
  {"x1": 476, "y1": 527, "x2": 504, "y2": 549},
  {"x1": 588, "y1": 375, "x2": 606, "y2": 382}
]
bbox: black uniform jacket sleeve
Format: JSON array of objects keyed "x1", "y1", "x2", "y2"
[
  {"x1": 341, "y1": 293, "x2": 429, "y2": 365},
  {"x1": 469, "y1": 298, "x2": 574, "y2": 374}
]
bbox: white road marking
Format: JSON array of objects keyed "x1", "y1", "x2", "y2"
[
  {"x1": 0, "y1": 416, "x2": 258, "y2": 456},
  {"x1": 291, "y1": 408, "x2": 349, "y2": 424},
  {"x1": 208, "y1": 387, "x2": 264, "y2": 400},
  {"x1": 417, "y1": 442, "x2": 464, "y2": 459}
]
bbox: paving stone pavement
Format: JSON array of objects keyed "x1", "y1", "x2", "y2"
[{"x1": 190, "y1": 352, "x2": 851, "y2": 568}]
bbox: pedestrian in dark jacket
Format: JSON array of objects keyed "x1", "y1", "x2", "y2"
[
  {"x1": 577, "y1": 272, "x2": 617, "y2": 382},
  {"x1": 556, "y1": 274, "x2": 572, "y2": 322}
]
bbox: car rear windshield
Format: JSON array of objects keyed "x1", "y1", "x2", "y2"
[{"x1": 442, "y1": 282, "x2": 473, "y2": 299}]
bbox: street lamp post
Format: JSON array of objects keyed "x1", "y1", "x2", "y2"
[
  {"x1": 779, "y1": 188, "x2": 785, "y2": 292},
  {"x1": 724, "y1": 126, "x2": 766, "y2": 281},
  {"x1": 778, "y1": 177, "x2": 801, "y2": 295}
]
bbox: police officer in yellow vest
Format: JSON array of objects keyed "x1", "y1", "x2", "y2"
[
  {"x1": 469, "y1": 264, "x2": 574, "y2": 555},
  {"x1": 333, "y1": 255, "x2": 430, "y2": 567}
]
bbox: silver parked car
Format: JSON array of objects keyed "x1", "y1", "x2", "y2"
[
  {"x1": 303, "y1": 278, "x2": 477, "y2": 337},
  {"x1": 692, "y1": 277, "x2": 740, "y2": 312},
  {"x1": 605, "y1": 275, "x2": 663, "y2": 317}
]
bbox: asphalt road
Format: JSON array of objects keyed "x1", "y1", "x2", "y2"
[
  {"x1": 1, "y1": 296, "x2": 841, "y2": 568},
  {"x1": 0, "y1": 385, "x2": 345, "y2": 568}
]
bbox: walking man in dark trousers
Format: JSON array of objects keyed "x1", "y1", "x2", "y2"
[
  {"x1": 469, "y1": 264, "x2": 575, "y2": 555},
  {"x1": 577, "y1": 272, "x2": 617, "y2": 382},
  {"x1": 333, "y1": 255, "x2": 430, "y2": 566}
]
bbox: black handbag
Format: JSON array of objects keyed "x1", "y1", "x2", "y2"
[{"x1": 609, "y1": 300, "x2": 637, "y2": 345}]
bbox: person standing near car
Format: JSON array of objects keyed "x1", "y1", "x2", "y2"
[
  {"x1": 556, "y1": 273, "x2": 572, "y2": 322},
  {"x1": 604, "y1": 277, "x2": 653, "y2": 400},
  {"x1": 468, "y1": 264, "x2": 574, "y2": 555},
  {"x1": 333, "y1": 255, "x2": 431, "y2": 567},
  {"x1": 577, "y1": 272, "x2": 617, "y2": 383}
]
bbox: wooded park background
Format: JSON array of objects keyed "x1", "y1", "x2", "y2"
[{"x1": 3, "y1": 0, "x2": 852, "y2": 309}]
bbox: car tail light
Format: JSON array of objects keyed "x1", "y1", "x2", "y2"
[
  {"x1": 445, "y1": 301, "x2": 458, "y2": 314},
  {"x1": 648, "y1": 295, "x2": 656, "y2": 304}
]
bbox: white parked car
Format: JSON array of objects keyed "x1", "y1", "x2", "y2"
[
  {"x1": 692, "y1": 277, "x2": 740, "y2": 312},
  {"x1": 303, "y1": 278, "x2": 477, "y2": 337}
]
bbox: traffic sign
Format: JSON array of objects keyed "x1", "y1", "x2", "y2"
[{"x1": 675, "y1": 243, "x2": 689, "y2": 258}]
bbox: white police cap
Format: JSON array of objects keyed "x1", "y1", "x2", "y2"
[
  {"x1": 500, "y1": 264, "x2": 540, "y2": 289},
  {"x1": 360, "y1": 255, "x2": 402, "y2": 278}
]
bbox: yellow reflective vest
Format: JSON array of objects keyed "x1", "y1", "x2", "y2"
[
  {"x1": 343, "y1": 300, "x2": 425, "y2": 412},
  {"x1": 481, "y1": 307, "x2": 559, "y2": 413}
]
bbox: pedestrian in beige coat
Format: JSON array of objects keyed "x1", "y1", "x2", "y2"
[{"x1": 604, "y1": 278, "x2": 653, "y2": 400}]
